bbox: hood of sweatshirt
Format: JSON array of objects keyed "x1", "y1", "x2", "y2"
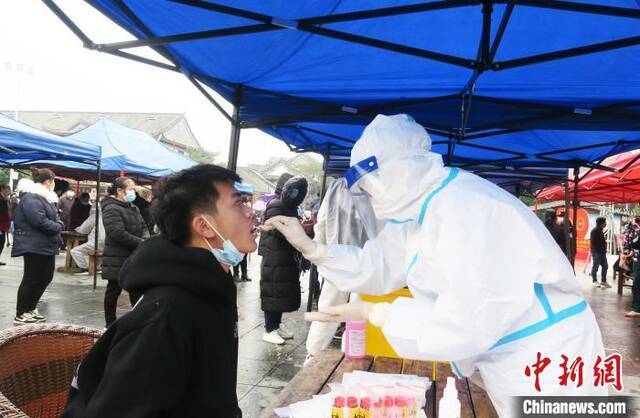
[{"x1": 120, "y1": 235, "x2": 234, "y2": 301}]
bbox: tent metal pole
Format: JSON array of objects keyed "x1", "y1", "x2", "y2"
[
  {"x1": 227, "y1": 86, "x2": 243, "y2": 172},
  {"x1": 492, "y1": 35, "x2": 640, "y2": 71},
  {"x1": 572, "y1": 167, "x2": 580, "y2": 266},
  {"x1": 93, "y1": 161, "x2": 101, "y2": 290},
  {"x1": 564, "y1": 179, "x2": 572, "y2": 266},
  {"x1": 320, "y1": 152, "x2": 330, "y2": 201},
  {"x1": 41, "y1": 0, "x2": 95, "y2": 47}
]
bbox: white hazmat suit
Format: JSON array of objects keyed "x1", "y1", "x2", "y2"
[{"x1": 266, "y1": 115, "x2": 606, "y2": 417}]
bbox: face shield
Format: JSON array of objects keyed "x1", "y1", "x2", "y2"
[{"x1": 337, "y1": 157, "x2": 386, "y2": 240}]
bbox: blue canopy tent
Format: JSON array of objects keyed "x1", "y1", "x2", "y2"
[
  {"x1": 43, "y1": 0, "x2": 640, "y2": 269},
  {"x1": 0, "y1": 114, "x2": 101, "y2": 165},
  {"x1": 0, "y1": 113, "x2": 106, "y2": 288},
  {"x1": 40, "y1": 118, "x2": 196, "y2": 183},
  {"x1": 43, "y1": 0, "x2": 640, "y2": 190}
]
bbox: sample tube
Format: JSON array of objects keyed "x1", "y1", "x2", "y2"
[
  {"x1": 404, "y1": 396, "x2": 417, "y2": 418},
  {"x1": 347, "y1": 396, "x2": 360, "y2": 418},
  {"x1": 394, "y1": 396, "x2": 406, "y2": 418},
  {"x1": 360, "y1": 397, "x2": 372, "y2": 418},
  {"x1": 372, "y1": 397, "x2": 384, "y2": 418},
  {"x1": 383, "y1": 396, "x2": 395, "y2": 418},
  {"x1": 332, "y1": 396, "x2": 345, "y2": 418}
]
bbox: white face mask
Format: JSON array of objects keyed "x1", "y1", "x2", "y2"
[{"x1": 200, "y1": 216, "x2": 245, "y2": 267}]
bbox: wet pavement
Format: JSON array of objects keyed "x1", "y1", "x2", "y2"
[{"x1": 0, "y1": 248, "x2": 638, "y2": 416}]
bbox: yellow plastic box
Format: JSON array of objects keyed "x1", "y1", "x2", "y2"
[{"x1": 361, "y1": 288, "x2": 413, "y2": 358}]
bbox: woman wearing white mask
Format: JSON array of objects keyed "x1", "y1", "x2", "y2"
[
  {"x1": 101, "y1": 176, "x2": 147, "y2": 327},
  {"x1": 12, "y1": 167, "x2": 63, "y2": 325}
]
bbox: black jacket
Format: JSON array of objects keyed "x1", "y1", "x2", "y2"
[
  {"x1": 590, "y1": 227, "x2": 607, "y2": 254},
  {"x1": 101, "y1": 196, "x2": 146, "y2": 281},
  {"x1": 12, "y1": 186, "x2": 63, "y2": 257},
  {"x1": 133, "y1": 194, "x2": 154, "y2": 234},
  {"x1": 259, "y1": 176, "x2": 308, "y2": 313},
  {"x1": 63, "y1": 236, "x2": 241, "y2": 418}
]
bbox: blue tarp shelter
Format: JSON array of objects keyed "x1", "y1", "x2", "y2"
[
  {"x1": 45, "y1": 1, "x2": 640, "y2": 192},
  {"x1": 0, "y1": 114, "x2": 101, "y2": 165},
  {"x1": 41, "y1": 119, "x2": 196, "y2": 182}
]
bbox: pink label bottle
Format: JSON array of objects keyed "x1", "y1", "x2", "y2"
[{"x1": 344, "y1": 320, "x2": 366, "y2": 359}]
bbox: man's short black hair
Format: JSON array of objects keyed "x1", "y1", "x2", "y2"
[
  {"x1": 151, "y1": 164, "x2": 241, "y2": 246},
  {"x1": 596, "y1": 217, "x2": 607, "y2": 226}
]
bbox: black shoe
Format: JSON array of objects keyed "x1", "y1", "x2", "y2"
[
  {"x1": 233, "y1": 274, "x2": 242, "y2": 283},
  {"x1": 0, "y1": 262, "x2": 6, "y2": 266},
  {"x1": 241, "y1": 276, "x2": 252, "y2": 282}
]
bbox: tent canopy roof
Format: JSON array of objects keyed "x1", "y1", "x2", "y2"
[
  {"x1": 537, "y1": 150, "x2": 640, "y2": 203},
  {"x1": 42, "y1": 119, "x2": 195, "y2": 181},
  {"x1": 0, "y1": 114, "x2": 101, "y2": 165},
  {"x1": 48, "y1": 1, "x2": 640, "y2": 190}
]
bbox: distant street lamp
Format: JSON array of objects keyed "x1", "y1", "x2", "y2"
[{"x1": 4, "y1": 62, "x2": 36, "y2": 190}]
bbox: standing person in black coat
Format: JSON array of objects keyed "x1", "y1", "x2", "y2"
[
  {"x1": 0, "y1": 184, "x2": 12, "y2": 264},
  {"x1": 101, "y1": 177, "x2": 147, "y2": 327},
  {"x1": 133, "y1": 186, "x2": 155, "y2": 234},
  {"x1": 63, "y1": 164, "x2": 257, "y2": 418},
  {"x1": 259, "y1": 174, "x2": 308, "y2": 345},
  {"x1": 590, "y1": 217, "x2": 611, "y2": 289},
  {"x1": 12, "y1": 168, "x2": 63, "y2": 325}
]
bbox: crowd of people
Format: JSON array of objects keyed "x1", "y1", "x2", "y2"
[
  {"x1": 5, "y1": 168, "x2": 163, "y2": 327},
  {"x1": 0, "y1": 116, "x2": 634, "y2": 417},
  {"x1": 3, "y1": 165, "x2": 319, "y2": 341}
]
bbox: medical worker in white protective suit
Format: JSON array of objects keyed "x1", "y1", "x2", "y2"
[
  {"x1": 263, "y1": 115, "x2": 606, "y2": 417},
  {"x1": 305, "y1": 178, "x2": 383, "y2": 362}
]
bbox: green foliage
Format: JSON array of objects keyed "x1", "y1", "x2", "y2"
[
  {"x1": 0, "y1": 169, "x2": 10, "y2": 186},
  {"x1": 186, "y1": 148, "x2": 220, "y2": 165},
  {"x1": 291, "y1": 159, "x2": 324, "y2": 196},
  {"x1": 519, "y1": 194, "x2": 536, "y2": 207}
]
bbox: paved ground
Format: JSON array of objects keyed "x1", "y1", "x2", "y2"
[{"x1": 0, "y1": 248, "x2": 638, "y2": 417}]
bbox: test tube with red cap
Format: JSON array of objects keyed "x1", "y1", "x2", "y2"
[
  {"x1": 332, "y1": 396, "x2": 345, "y2": 418},
  {"x1": 395, "y1": 396, "x2": 406, "y2": 418},
  {"x1": 347, "y1": 396, "x2": 360, "y2": 418},
  {"x1": 360, "y1": 397, "x2": 372, "y2": 418},
  {"x1": 372, "y1": 397, "x2": 384, "y2": 418},
  {"x1": 383, "y1": 396, "x2": 395, "y2": 418}
]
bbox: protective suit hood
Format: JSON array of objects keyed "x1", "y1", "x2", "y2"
[{"x1": 349, "y1": 114, "x2": 448, "y2": 222}]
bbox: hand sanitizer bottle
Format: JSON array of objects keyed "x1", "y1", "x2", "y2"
[{"x1": 438, "y1": 377, "x2": 461, "y2": 418}]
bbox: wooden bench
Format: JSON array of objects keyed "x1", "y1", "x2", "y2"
[
  {"x1": 260, "y1": 351, "x2": 497, "y2": 418},
  {"x1": 88, "y1": 250, "x2": 103, "y2": 275},
  {"x1": 57, "y1": 231, "x2": 87, "y2": 273}
]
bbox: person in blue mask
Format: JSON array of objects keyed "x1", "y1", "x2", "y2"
[
  {"x1": 64, "y1": 165, "x2": 257, "y2": 418},
  {"x1": 101, "y1": 176, "x2": 148, "y2": 327}
]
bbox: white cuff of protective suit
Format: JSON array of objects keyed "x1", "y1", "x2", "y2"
[
  {"x1": 381, "y1": 297, "x2": 446, "y2": 361},
  {"x1": 368, "y1": 302, "x2": 391, "y2": 328},
  {"x1": 302, "y1": 241, "x2": 329, "y2": 264}
]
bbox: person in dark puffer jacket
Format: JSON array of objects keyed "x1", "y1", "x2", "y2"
[
  {"x1": 101, "y1": 176, "x2": 147, "y2": 327},
  {"x1": 12, "y1": 168, "x2": 63, "y2": 325},
  {"x1": 259, "y1": 174, "x2": 308, "y2": 345}
]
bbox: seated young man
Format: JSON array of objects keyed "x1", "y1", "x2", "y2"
[{"x1": 63, "y1": 164, "x2": 257, "y2": 418}]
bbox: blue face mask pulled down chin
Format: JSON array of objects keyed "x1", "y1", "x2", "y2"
[{"x1": 201, "y1": 217, "x2": 245, "y2": 267}]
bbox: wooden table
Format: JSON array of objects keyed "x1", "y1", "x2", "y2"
[
  {"x1": 261, "y1": 351, "x2": 497, "y2": 418},
  {"x1": 57, "y1": 231, "x2": 88, "y2": 273}
]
